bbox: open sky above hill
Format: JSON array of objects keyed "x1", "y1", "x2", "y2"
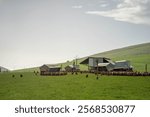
[{"x1": 0, "y1": 0, "x2": 150, "y2": 70}]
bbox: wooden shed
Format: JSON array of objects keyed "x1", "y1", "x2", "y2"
[
  {"x1": 39, "y1": 64, "x2": 61, "y2": 75},
  {"x1": 65, "y1": 65, "x2": 80, "y2": 72}
]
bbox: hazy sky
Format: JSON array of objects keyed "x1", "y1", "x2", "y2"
[{"x1": 0, "y1": 0, "x2": 150, "y2": 70}]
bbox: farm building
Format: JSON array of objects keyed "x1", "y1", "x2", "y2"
[
  {"x1": 80, "y1": 57, "x2": 133, "y2": 72},
  {"x1": 113, "y1": 60, "x2": 133, "y2": 71},
  {"x1": 65, "y1": 65, "x2": 80, "y2": 72},
  {"x1": 40, "y1": 64, "x2": 61, "y2": 75},
  {"x1": 0, "y1": 66, "x2": 9, "y2": 72},
  {"x1": 80, "y1": 57, "x2": 111, "y2": 70}
]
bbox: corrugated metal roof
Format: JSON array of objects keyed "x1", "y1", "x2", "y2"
[
  {"x1": 98, "y1": 63, "x2": 110, "y2": 67},
  {"x1": 107, "y1": 60, "x2": 115, "y2": 65},
  {"x1": 98, "y1": 63, "x2": 114, "y2": 71},
  {"x1": 114, "y1": 60, "x2": 131, "y2": 69},
  {"x1": 80, "y1": 57, "x2": 110, "y2": 64}
]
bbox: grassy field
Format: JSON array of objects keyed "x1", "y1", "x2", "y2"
[
  {"x1": 0, "y1": 72, "x2": 150, "y2": 100},
  {"x1": 2, "y1": 43, "x2": 149, "y2": 100}
]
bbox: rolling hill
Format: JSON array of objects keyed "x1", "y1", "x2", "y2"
[
  {"x1": 90, "y1": 42, "x2": 150, "y2": 72},
  {"x1": 14, "y1": 42, "x2": 150, "y2": 72}
]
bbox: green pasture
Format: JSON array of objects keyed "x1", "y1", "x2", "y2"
[{"x1": 0, "y1": 72, "x2": 150, "y2": 100}]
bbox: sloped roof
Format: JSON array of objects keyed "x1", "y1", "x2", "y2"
[
  {"x1": 68, "y1": 65, "x2": 74, "y2": 68},
  {"x1": 0, "y1": 66, "x2": 9, "y2": 72},
  {"x1": 98, "y1": 63, "x2": 110, "y2": 67},
  {"x1": 107, "y1": 59, "x2": 115, "y2": 65},
  {"x1": 114, "y1": 60, "x2": 131, "y2": 69},
  {"x1": 80, "y1": 58, "x2": 89, "y2": 64},
  {"x1": 98, "y1": 63, "x2": 115, "y2": 71},
  {"x1": 80, "y1": 57, "x2": 110, "y2": 64},
  {"x1": 40, "y1": 64, "x2": 61, "y2": 69}
]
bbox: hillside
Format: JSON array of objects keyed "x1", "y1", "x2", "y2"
[
  {"x1": 90, "y1": 42, "x2": 150, "y2": 72},
  {"x1": 14, "y1": 42, "x2": 150, "y2": 72},
  {"x1": 92, "y1": 42, "x2": 150, "y2": 59}
]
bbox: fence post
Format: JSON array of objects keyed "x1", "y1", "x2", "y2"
[{"x1": 145, "y1": 64, "x2": 147, "y2": 73}]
